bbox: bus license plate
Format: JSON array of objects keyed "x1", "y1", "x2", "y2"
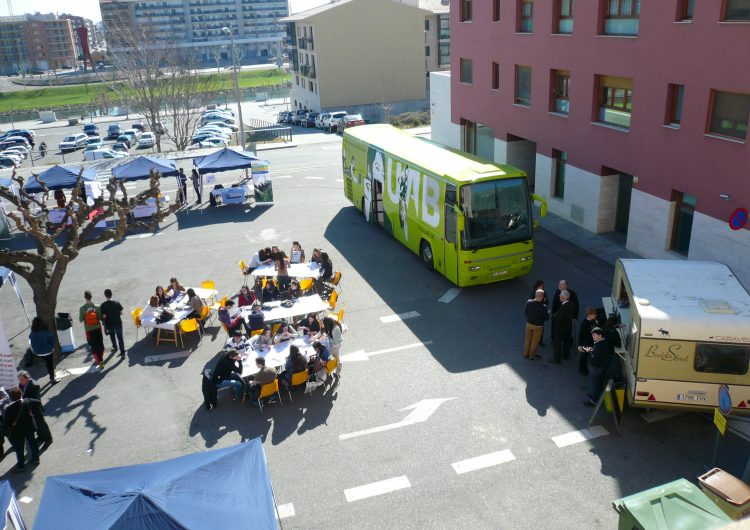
[
  {"x1": 676, "y1": 394, "x2": 707, "y2": 402},
  {"x1": 492, "y1": 271, "x2": 507, "y2": 277}
]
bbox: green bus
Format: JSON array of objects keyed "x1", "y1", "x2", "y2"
[{"x1": 342, "y1": 124, "x2": 547, "y2": 287}]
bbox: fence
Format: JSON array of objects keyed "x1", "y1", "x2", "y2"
[{"x1": 245, "y1": 118, "x2": 292, "y2": 144}]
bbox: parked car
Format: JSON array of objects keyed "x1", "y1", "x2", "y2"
[
  {"x1": 315, "y1": 113, "x2": 330, "y2": 129},
  {"x1": 197, "y1": 124, "x2": 234, "y2": 136},
  {"x1": 291, "y1": 110, "x2": 308, "y2": 126},
  {"x1": 83, "y1": 124, "x2": 99, "y2": 137},
  {"x1": 203, "y1": 108, "x2": 234, "y2": 117},
  {"x1": 278, "y1": 111, "x2": 292, "y2": 123},
  {"x1": 191, "y1": 132, "x2": 230, "y2": 144},
  {"x1": 0, "y1": 152, "x2": 23, "y2": 164},
  {"x1": 107, "y1": 124, "x2": 122, "y2": 139},
  {"x1": 337, "y1": 114, "x2": 366, "y2": 134},
  {"x1": 203, "y1": 119, "x2": 238, "y2": 132},
  {"x1": 2, "y1": 146, "x2": 28, "y2": 158},
  {"x1": 131, "y1": 121, "x2": 145, "y2": 132},
  {"x1": 1, "y1": 136, "x2": 31, "y2": 149},
  {"x1": 84, "y1": 149, "x2": 128, "y2": 161},
  {"x1": 123, "y1": 129, "x2": 141, "y2": 141},
  {"x1": 302, "y1": 112, "x2": 320, "y2": 128},
  {"x1": 138, "y1": 132, "x2": 156, "y2": 148},
  {"x1": 86, "y1": 137, "x2": 104, "y2": 150},
  {"x1": 188, "y1": 137, "x2": 229, "y2": 149},
  {"x1": 0, "y1": 157, "x2": 17, "y2": 169},
  {"x1": 115, "y1": 135, "x2": 132, "y2": 149},
  {"x1": 59, "y1": 133, "x2": 89, "y2": 152},
  {"x1": 153, "y1": 121, "x2": 166, "y2": 135},
  {"x1": 112, "y1": 142, "x2": 129, "y2": 153},
  {"x1": 323, "y1": 111, "x2": 347, "y2": 132},
  {"x1": 1, "y1": 129, "x2": 34, "y2": 145}
]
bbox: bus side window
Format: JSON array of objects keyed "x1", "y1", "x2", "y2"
[
  {"x1": 445, "y1": 184, "x2": 457, "y2": 207},
  {"x1": 445, "y1": 205, "x2": 457, "y2": 244}
]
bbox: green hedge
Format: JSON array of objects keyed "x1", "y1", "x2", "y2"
[{"x1": 388, "y1": 110, "x2": 431, "y2": 129}]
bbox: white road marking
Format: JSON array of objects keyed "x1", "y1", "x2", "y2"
[
  {"x1": 304, "y1": 176, "x2": 324, "y2": 180},
  {"x1": 277, "y1": 503, "x2": 295, "y2": 519},
  {"x1": 18, "y1": 496, "x2": 33, "y2": 504},
  {"x1": 379, "y1": 311, "x2": 420, "y2": 324},
  {"x1": 344, "y1": 476, "x2": 411, "y2": 503},
  {"x1": 438, "y1": 288, "x2": 461, "y2": 303},
  {"x1": 340, "y1": 398, "x2": 455, "y2": 440},
  {"x1": 551, "y1": 425, "x2": 609, "y2": 448},
  {"x1": 320, "y1": 146, "x2": 341, "y2": 151},
  {"x1": 452, "y1": 449, "x2": 516, "y2": 475},
  {"x1": 57, "y1": 366, "x2": 97, "y2": 377},
  {"x1": 144, "y1": 350, "x2": 191, "y2": 364},
  {"x1": 132, "y1": 233, "x2": 163, "y2": 239},
  {"x1": 271, "y1": 175, "x2": 293, "y2": 180},
  {"x1": 335, "y1": 178, "x2": 344, "y2": 182},
  {"x1": 286, "y1": 163, "x2": 338, "y2": 171},
  {"x1": 340, "y1": 341, "x2": 433, "y2": 362},
  {"x1": 641, "y1": 410, "x2": 683, "y2": 423}
]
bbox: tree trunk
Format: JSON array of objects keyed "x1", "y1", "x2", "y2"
[{"x1": 31, "y1": 285, "x2": 60, "y2": 364}]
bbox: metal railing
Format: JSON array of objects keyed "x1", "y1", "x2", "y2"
[{"x1": 245, "y1": 118, "x2": 292, "y2": 144}]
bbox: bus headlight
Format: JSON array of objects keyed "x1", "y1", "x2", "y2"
[
  {"x1": 468, "y1": 265, "x2": 481, "y2": 271},
  {"x1": 520, "y1": 256, "x2": 532, "y2": 262}
]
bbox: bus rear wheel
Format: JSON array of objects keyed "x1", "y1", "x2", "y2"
[{"x1": 420, "y1": 241, "x2": 434, "y2": 270}]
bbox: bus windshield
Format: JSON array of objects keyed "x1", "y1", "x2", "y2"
[{"x1": 460, "y1": 178, "x2": 531, "y2": 250}]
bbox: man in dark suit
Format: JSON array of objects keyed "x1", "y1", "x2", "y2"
[
  {"x1": 552, "y1": 280, "x2": 580, "y2": 340},
  {"x1": 5, "y1": 387, "x2": 40, "y2": 472},
  {"x1": 18, "y1": 371, "x2": 53, "y2": 449},
  {"x1": 584, "y1": 328, "x2": 611, "y2": 406},
  {"x1": 551, "y1": 290, "x2": 575, "y2": 364}
]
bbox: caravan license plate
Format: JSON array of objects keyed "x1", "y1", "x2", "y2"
[{"x1": 676, "y1": 394, "x2": 707, "y2": 402}]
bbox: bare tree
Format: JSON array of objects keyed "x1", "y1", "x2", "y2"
[
  {"x1": 0, "y1": 170, "x2": 179, "y2": 360},
  {"x1": 209, "y1": 45, "x2": 224, "y2": 74}
]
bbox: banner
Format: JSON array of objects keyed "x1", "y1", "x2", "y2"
[
  {"x1": 0, "y1": 199, "x2": 9, "y2": 240},
  {"x1": 0, "y1": 317, "x2": 18, "y2": 391},
  {"x1": 251, "y1": 161, "x2": 274, "y2": 205}
]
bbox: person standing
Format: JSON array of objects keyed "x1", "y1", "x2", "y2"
[
  {"x1": 101, "y1": 289, "x2": 126, "y2": 358},
  {"x1": 28, "y1": 317, "x2": 57, "y2": 384},
  {"x1": 323, "y1": 316, "x2": 343, "y2": 376},
  {"x1": 5, "y1": 387, "x2": 40, "y2": 473},
  {"x1": 17, "y1": 371, "x2": 53, "y2": 449},
  {"x1": 523, "y1": 290, "x2": 548, "y2": 360},
  {"x1": 79, "y1": 291, "x2": 105, "y2": 370},
  {"x1": 529, "y1": 280, "x2": 549, "y2": 346},
  {"x1": 177, "y1": 168, "x2": 188, "y2": 205},
  {"x1": 583, "y1": 328, "x2": 610, "y2": 406},
  {"x1": 551, "y1": 290, "x2": 575, "y2": 364},
  {"x1": 576, "y1": 307, "x2": 600, "y2": 375},
  {"x1": 552, "y1": 280, "x2": 580, "y2": 342},
  {"x1": 190, "y1": 168, "x2": 202, "y2": 204}
]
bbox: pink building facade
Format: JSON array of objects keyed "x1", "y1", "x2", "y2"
[{"x1": 448, "y1": 0, "x2": 750, "y2": 284}]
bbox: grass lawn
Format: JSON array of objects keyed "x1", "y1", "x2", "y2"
[{"x1": 0, "y1": 68, "x2": 290, "y2": 113}]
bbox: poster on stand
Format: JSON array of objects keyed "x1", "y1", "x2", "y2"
[
  {"x1": 251, "y1": 160, "x2": 273, "y2": 206},
  {"x1": 0, "y1": 317, "x2": 18, "y2": 391}
]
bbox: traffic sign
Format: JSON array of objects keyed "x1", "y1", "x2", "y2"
[
  {"x1": 718, "y1": 384, "x2": 732, "y2": 416},
  {"x1": 714, "y1": 408, "x2": 727, "y2": 436},
  {"x1": 728, "y1": 208, "x2": 748, "y2": 231}
]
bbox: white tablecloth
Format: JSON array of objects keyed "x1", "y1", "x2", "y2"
[
  {"x1": 241, "y1": 294, "x2": 329, "y2": 324},
  {"x1": 211, "y1": 185, "x2": 250, "y2": 205},
  {"x1": 48, "y1": 207, "x2": 108, "y2": 228},
  {"x1": 133, "y1": 195, "x2": 170, "y2": 219},
  {"x1": 141, "y1": 287, "x2": 217, "y2": 330},
  {"x1": 241, "y1": 336, "x2": 321, "y2": 377},
  {"x1": 250, "y1": 262, "x2": 321, "y2": 279}
]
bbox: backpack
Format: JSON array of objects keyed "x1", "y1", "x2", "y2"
[{"x1": 84, "y1": 308, "x2": 100, "y2": 327}]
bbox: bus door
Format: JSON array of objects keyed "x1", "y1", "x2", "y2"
[
  {"x1": 442, "y1": 184, "x2": 459, "y2": 284},
  {"x1": 371, "y1": 178, "x2": 384, "y2": 227}
]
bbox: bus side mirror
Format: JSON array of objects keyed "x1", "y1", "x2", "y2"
[{"x1": 530, "y1": 193, "x2": 548, "y2": 218}]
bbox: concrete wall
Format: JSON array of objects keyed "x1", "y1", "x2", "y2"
[
  {"x1": 506, "y1": 139, "x2": 536, "y2": 186},
  {"x1": 429, "y1": 70, "x2": 460, "y2": 148},
  {"x1": 626, "y1": 189, "x2": 676, "y2": 259},
  {"x1": 689, "y1": 212, "x2": 750, "y2": 289}
]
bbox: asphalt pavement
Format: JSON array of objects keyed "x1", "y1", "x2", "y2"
[{"x1": 0, "y1": 138, "x2": 746, "y2": 528}]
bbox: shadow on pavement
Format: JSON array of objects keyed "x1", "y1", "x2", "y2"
[{"x1": 174, "y1": 202, "x2": 269, "y2": 230}]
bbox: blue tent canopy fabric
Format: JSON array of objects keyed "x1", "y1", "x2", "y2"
[
  {"x1": 111, "y1": 156, "x2": 179, "y2": 181},
  {"x1": 23, "y1": 165, "x2": 97, "y2": 193},
  {"x1": 193, "y1": 147, "x2": 260, "y2": 173},
  {"x1": 0, "y1": 480, "x2": 27, "y2": 529},
  {"x1": 33, "y1": 439, "x2": 278, "y2": 530}
]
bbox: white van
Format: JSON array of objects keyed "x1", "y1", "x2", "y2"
[
  {"x1": 605, "y1": 259, "x2": 750, "y2": 415},
  {"x1": 323, "y1": 111, "x2": 347, "y2": 132}
]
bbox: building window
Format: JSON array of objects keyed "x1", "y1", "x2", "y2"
[
  {"x1": 460, "y1": 0, "x2": 473, "y2": 22},
  {"x1": 439, "y1": 15, "x2": 450, "y2": 39},
  {"x1": 492, "y1": 62, "x2": 500, "y2": 90},
  {"x1": 666, "y1": 84, "x2": 685, "y2": 127},
  {"x1": 460, "y1": 58, "x2": 473, "y2": 84},
  {"x1": 708, "y1": 90, "x2": 750, "y2": 140},
  {"x1": 425, "y1": 19, "x2": 430, "y2": 31},
  {"x1": 520, "y1": 0, "x2": 534, "y2": 32},
  {"x1": 670, "y1": 190, "x2": 695, "y2": 255},
  {"x1": 556, "y1": 0, "x2": 574, "y2": 33},
  {"x1": 677, "y1": 0, "x2": 695, "y2": 20},
  {"x1": 493, "y1": 0, "x2": 501, "y2": 21},
  {"x1": 425, "y1": 46, "x2": 430, "y2": 57},
  {"x1": 552, "y1": 70, "x2": 570, "y2": 113},
  {"x1": 515, "y1": 65, "x2": 531, "y2": 106},
  {"x1": 439, "y1": 42, "x2": 450, "y2": 65},
  {"x1": 598, "y1": 75, "x2": 633, "y2": 129},
  {"x1": 724, "y1": 0, "x2": 750, "y2": 20},
  {"x1": 603, "y1": 0, "x2": 640, "y2": 35},
  {"x1": 553, "y1": 149, "x2": 566, "y2": 198}
]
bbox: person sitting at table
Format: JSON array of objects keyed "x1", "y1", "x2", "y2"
[
  {"x1": 281, "y1": 345, "x2": 307, "y2": 389},
  {"x1": 237, "y1": 285, "x2": 256, "y2": 308},
  {"x1": 288, "y1": 279, "x2": 303, "y2": 299},
  {"x1": 309, "y1": 341, "x2": 331, "y2": 385},
  {"x1": 310, "y1": 248, "x2": 322, "y2": 265},
  {"x1": 262, "y1": 247, "x2": 274, "y2": 265},
  {"x1": 274, "y1": 320, "x2": 298, "y2": 344},
  {"x1": 186, "y1": 288, "x2": 205, "y2": 320},
  {"x1": 275, "y1": 252, "x2": 291, "y2": 293},
  {"x1": 167, "y1": 277, "x2": 186, "y2": 299},
  {"x1": 155, "y1": 285, "x2": 169, "y2": 307},
  {"x1": 141, "y1": 296, "x2": 161, "y2": 322},
  {"x1": 254, "y1": 325, "x2": 274, "y2": 350},
  {"x1": 299, "y1": 313, "x2": 322, "y2": 338},
  {"x1": 311, "y1": 340, "x2": 330, "y2": 363},
  {"x1": 315, "y1": 252, "x2": 334, "y2": 291},
  {"x1": 224, "y1": 329, "x2": 251, "y2": 355},
  {"x1": 248, "y1": 357, "x2": 278, "y2": 406},
  {"x1": 248, "y1": 301, "x2": 265, "y2": 332},
  {"x1": 247, "y1": 249, "x2": 265, "y2": 273},
  {"x1": 211, "y1": 349, "x2": 244, "y2": 400},
  {"x1": 270, "y1": 245, "x2": 281, "y2": 261},
  {"x1": 218, "y1": 300, "x2": 250, "y2": 334},
  {"x1": 289, "y1": 241, "x2": 306, "y2": 264},
  {"x1": 262, "y1": 279, "x2": 280, "y2": 302}
]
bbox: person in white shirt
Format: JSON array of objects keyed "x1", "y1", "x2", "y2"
[
  {"x1": 140, "y1": 296, "x2": 161, "y2": 322},
  {"x1": 274, "y1": 320, "x2": 298, "y2": 344},
  {"x1": 224, "y1": 330, "x2": 251, "y2": 354},
  {"x1": 289, "y1": 241, "x2": 306, "y2": 264}
]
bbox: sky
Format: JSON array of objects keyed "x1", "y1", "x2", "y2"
[{"x1": 0, "y1": 0, "x2": 332, "y2": 22}]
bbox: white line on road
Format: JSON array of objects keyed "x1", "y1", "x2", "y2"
[
  {"x1": 438, "y1": 288, "x2": 461, "y2": 303},
  {"x1": 304, "y1": 176, "x2": 324, "y2": 180},
  {"x1": 451, "y1": 449, "x2": 516, "y2": 475},
  {"x1": 320, "y1": 146, "x2": 341, "y2": 151},
  {"x1": 57, "y1": 366, "x2": 97, "y2": 377},
  {"x1": 271, "y1": 175, "x2": 293, "y2": 180},
  {"x1": 551, "y1": 425, "x2": 609, "y2": 448},
  {"x1": 286, "y1": 163, "x2": 338, "y2": 171},
  {"x1": 344, "y1": 476, "x2": 411, "y2": 503},
  {"x1": 276, "y1": 503, "x2": 295, "y2": 519},
  {"x1": 379, "y1": 311, "x2": 420, "y2": 324},
  {"x1": 641, "y1": 410, "x2": 683, "y2": 423},
  {"x1": 18, "y1": 496, "x2": 32, "y2": 504},
  {"x1": 340, "y1": 341, "x2": 433, "y2": 362},
  {"x1": 144, "y1": 350, "x2": 191, "y2": 364},
  {"x1": 339, "y1": 398, "x2": 455, "y2": 440},
  {"x1": 335, "y1": 178, "x2": 343, "y2": 182}
]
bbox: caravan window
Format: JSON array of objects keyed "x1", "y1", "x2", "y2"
[{"x1": 694, "y1": 343, "x2": 749, "y2": 375}]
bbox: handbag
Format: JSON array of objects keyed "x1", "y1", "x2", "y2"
[{"x1": 156, "y1": 308, "x2": 175, "y2": 323}]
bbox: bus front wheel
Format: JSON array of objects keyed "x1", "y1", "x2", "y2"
[{"x1": 420, "y1": 241, "x2": 434, "y2": 271}]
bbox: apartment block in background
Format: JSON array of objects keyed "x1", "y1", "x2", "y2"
[
  {"x1": 281, "y1": 0, "x2": 451, "y2": 120},
  {"x1": 436, "y1": 0, "x2": 750, "y2": 286},
  {"x1": 0, "y1": 14, "x2": 76, "y2": 75}
]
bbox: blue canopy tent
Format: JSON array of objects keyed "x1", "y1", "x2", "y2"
[
  {"x1": 111, "y1": 156, "x2": 179, "y2": 181},
  {"x1": 0, "y1": 480, "x2": 27, "y2": 529},
  {"x1": 22, "y1": 165, "x2": 97, "y2": 194},
  {"x1": 193, "y1": 147, "x2": 259, "y2": 173},
  {"x1": 33, "y1": 439, "x2": 279, "y2": 530}
]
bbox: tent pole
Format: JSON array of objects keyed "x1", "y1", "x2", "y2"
[{"x1": 270, "y1": 481, "x2": 284, "y2": 530}]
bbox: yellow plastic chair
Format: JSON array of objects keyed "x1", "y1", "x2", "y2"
[
  {"x1": 328, "y1": 290, "x2": 338, "y2": 310},
  {"x1": 271, "y1": 322, "x2": 281, "y2": 336},
  {"x1": 325, "y1": 358, "x2": 338, "y2": 375},
  {"x1": 330, "y1": 271, "x2": 342, "y2": 289},
  {"x1": 257, "y1": 379, "x2": 282, "y2": 414},
  {"x1": 287, "y1": 370, "x2": 309, "y2": 402},
  {"x1": 201, "y1": 280, "x2": 216, "y2": 290},
  {"x1": 239, "y1": 260, "x2": 249, "y2": 285},
  {"x1": 330, "y1": 303, "x2": 345, "y2": 323},
  {"x1": 179, "y1": 318, "x2": 201, "y2": 348},
  {"x1": 210, "y1": 295, "x2": 227, "y2": 312},
  {"x1": 131, "y1": 307, "x2": 143, "y2": 342},
  {"x1": 250, "y1": 329, "x2": 263, "y2": 337},
  {"x1": 199, "y1": 304, "x2": 211, "y2": 327},
  {"x1": 299, "y1": 278, "x2": 314, "y2": 293}
]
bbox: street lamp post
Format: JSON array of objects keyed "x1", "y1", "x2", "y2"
[{"x1": 222, "y1": 26, "x2": 246, "y2": 151}]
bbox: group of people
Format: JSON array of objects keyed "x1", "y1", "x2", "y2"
[
  {"x1": 523, "y1": 279, "x2": 622, "y2": 406},
  {"x1": 141, "y1": 277, "x2": 209, "y2": 327},
  {"x1": 176, "y1": 168, "x2": 203, "y2": 205},
  {"x1": 78, "y1": 289, "x2": 127, "y2": 369},
  {"x1": 0, "y1": 371, "x2": 54, "y2": 473},
  {"x1": 244, "y1": 243, "x2": 334, "y2": 293},
  {"x1": 203, "y1": 313, "x2": 344, "y2": 410}
]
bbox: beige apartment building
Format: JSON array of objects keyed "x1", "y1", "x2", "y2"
[{"x1": 281, "y1": 0, "x2": 450, "y2": 120}]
